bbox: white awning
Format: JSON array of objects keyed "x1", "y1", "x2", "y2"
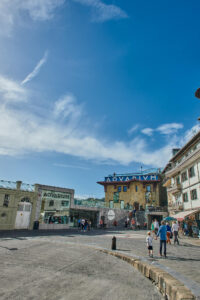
[{"x1": 173, "y1": 209, "x2": 199, "y2": 221}]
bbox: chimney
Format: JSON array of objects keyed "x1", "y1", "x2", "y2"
[
  {"x1": 172, "y1": 148, "x2": 180, "y2": 157},
  {"x1": 16, "y1": 181, "x2": 22, "y2": 190}
]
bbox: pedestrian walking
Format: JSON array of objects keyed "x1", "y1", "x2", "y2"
[
  {"x1": 166, "y1": 222, "x2": 172, "y2": 244},
  {"x1": 154, "y1": 219, "x2": 159, "y2": 235},
  {"x1": 157, "y1": 220, "x2": 167, "y2": 258},
  {"x1": 136, "y1": 220, "x2": 140, "y2": 230},
  {"x1": 131, "y1": 218, "x2": 135, "y2": 230},
  {"x1": 146, "y1": 231, "x2": 154, "y2": 257},
  {"x1": 172, "y1": 221, "x2": 179, "y2": 245},
  {"x1": 81, "y1": 219, "x2": 85, "y2": 231},
  {"x1": 151, "y1": 221, "x2": 155, "y2": 235}
]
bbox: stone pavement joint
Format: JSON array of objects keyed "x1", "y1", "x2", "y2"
[{"x1": 99, "y1": 248, "x2": 196, "y2": 300}]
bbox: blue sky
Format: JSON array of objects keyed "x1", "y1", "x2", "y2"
[{"x1": 0, "y1": 0, "x2": 200, "y2": 198}]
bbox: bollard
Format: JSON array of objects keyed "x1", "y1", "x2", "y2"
[{"x1": 111, "y1": 236, "x2": 116, "y2": 250}]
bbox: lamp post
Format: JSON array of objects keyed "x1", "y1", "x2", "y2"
[
  {"x1": 195, "y1": 88, "x2": 200, "y2": 120},
  {"x1": 195, "y1": 88, "x2": 200, "y2": 99}
]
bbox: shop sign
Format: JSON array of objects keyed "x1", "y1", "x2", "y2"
[
  {"x1": 42, "y1": 190, "x2": 70, "y2": 201},
  {"x1": 108, "y1": 210, "x2": 115, "y2": 220},
  {"x1": 105, "y1": 174, "x2": 158, "y2": 183}
]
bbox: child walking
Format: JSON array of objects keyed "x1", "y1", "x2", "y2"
[{"x1": 146, "y1": 231, "x2": 153, "y2": 257}]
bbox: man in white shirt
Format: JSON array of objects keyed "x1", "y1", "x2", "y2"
[
  {"x1": 153, "y1": 219, "x2": 159, "y2": 234},
  {"x1": 172, "y1": 221, "x2": 179, "y2": 245}
]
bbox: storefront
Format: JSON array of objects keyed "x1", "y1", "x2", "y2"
[
  {"x1": 173, "y1": 209, "x2": 200, "y2": 237},
  {"x1": 35, "y1": 184, "x2": 74, "y2": 229}
]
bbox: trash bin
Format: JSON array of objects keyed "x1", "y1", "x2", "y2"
[{"x1": 33, "y1": 221, "x2": 39, "y2": 230}]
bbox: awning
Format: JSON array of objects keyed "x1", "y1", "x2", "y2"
[{"x1": 173, "y1": 209, "x2": 199, "y2": 221}]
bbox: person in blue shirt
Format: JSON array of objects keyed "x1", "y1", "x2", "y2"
[{"x1": 157, "y1": 220, "x2": 167, "y2": 257}]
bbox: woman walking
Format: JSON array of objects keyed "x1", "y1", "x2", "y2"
[{"x1": 166, "y1": 222, "x2": 171, "y2": 244}]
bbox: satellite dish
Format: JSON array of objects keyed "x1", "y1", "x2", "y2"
[{"x1": 195, "y1": 88, "x2": 200, "y2": 99}]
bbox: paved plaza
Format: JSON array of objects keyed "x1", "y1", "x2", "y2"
[{"x1": 0, "y1": 229, "x2": 200, "y2": 299}]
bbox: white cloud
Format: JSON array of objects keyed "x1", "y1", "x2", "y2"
[
  {"x1": 73, "y1": 0, "x2": 128, "y2": 22},
  {"x1": 54, "y1": 163, "x2": 90, "y2": 170},
  {"x1": 0, "y1": 0, "x2": 65, "y2": 36},
  {"x1": 0, "y1": 74, "x2": 197, "y2": 168},
  {"x1": 141, "y1": 128, "x2": 154, "y2": 136},
  {"x1": 0, "y1": 75, "x2": 27, "y2": 102},
  {"x1": 180, "y1": 124, "x2": 200, "y2": 146},
  {"x1": 141, "y1": 123, "x2": 183, "y2": 137},
  {"x1": 54, "y1": 94, "x2": 82, "y2": 122},
  {"x1": 157, "y1": 123, "x2": 183, "y2": 135},
  {"x1": 128, "y1": 124, "x2": 139, "y2": 135},
  {"x1": 21, "y1": 51, "x2": 48, "y2": 85}
]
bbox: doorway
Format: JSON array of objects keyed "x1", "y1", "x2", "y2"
[{"x1": 15, "y1": 201, "x2": 32, "y2": 229}]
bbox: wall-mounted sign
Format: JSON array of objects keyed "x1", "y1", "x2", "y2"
[
  {"x1": 105, "y1": 174, "x2": 158, "y2": 183},
  {"x1": 108, "y1": 210, "x2": 115, "y2": 220},
  {"x1": 42, "y1": 190, "x2": 70, "y2": 201}
]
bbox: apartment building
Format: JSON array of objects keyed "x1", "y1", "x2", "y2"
[{"x1": 163, "y1": 131, "x2": 200, "y2": 220}]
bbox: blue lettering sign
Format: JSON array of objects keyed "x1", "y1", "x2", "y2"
[{"x1": 105, "y1": 175, "x2": 158, "y2": 182}]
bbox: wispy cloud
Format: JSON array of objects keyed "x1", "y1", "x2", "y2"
[
  {"x1": 0, "y1": 75, "x2": 27, "y2": 102},
  {"x1": 141, "y1": 123, "x2": 183, "y2": 136},
  {"x1": 0, "y1": 0, "x2": 65, "y2": 36},
  {"x1": 141, "y1": 128, "x2": 154, "y2": 136},
  {"x1": 21, "y1": 51, "x2": 48, "y2": 85},
  {"x1": 73, "y1": 0, "x2": 128, "y2": 22},
  {"x1": 54, "y1": 163, "x2": 90, "y2": 170},
  {"x1": 0, "y1": 74, "x2": 197, "y2": 167},
  {"x1": 128, "y1": 124, "x2": 139, "y2": 135},
  {"x1": 157, "y1": 123, "x2": 183, "y2": 135}
]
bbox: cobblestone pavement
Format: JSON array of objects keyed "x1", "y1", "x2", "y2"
[
  {"x1": 0, "y1": 229, "x2": 199, "y2": 298},
  {"x1": 0, "y1": 233, "x2": 163, "y2": 300}
]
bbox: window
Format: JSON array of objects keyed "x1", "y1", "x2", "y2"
[
  {"x1": 61, "y1": 201, "x2": 69, "y2": 207},
  {"x1": 49, "y1": 200, "x2": 54, "y2": 207},
  {"x1": 3, "y1": 194, "x2": 10, "y2": 207},
  {"x1": 188, "y1": 166, "x2": 195, "y2": 178},
  {"x1": 21, "y1": 197, "x2": 30, "y2": 202},
  {"x1": 109, "y1": 200, "x2": 114, "y2": 208},
  {"x1": 183, "y1": 192, "x2": 188, "y2": 202},
  {"x1": 118, "y1": 186, "x2": 121, "y2": 192},
  {"x1": 135, "y1": 185, "x2": 138, "y2": 192},
  {"x1": 176, "y1": 176, "x2": 180, "y2": 185},
  {"x1": 146, "y1": 185, "x2": 151, "y2": 192},
  {"x1": 120, "y1": 200, "x2": 124, "y2": 209},
  {"x1": 191, "y1": 189, "x2": 197, "y2": 200},
  {"x1": 113, "y1": 192, "x2": 119, "y2": 203},
  {"x1": 123, "y1": 186, "x2": 127, "y2": 192},
  {"x1": 181, "y1": 171, "x2": 187, "y2": 182}
]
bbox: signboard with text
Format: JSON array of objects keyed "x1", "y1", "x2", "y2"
[{"x1": 104, "y1": 174, "x2": 158, "y2": 183}]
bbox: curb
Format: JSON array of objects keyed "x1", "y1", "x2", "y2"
[{"x1": 99, "y1": 249, "x2": 196, "y2": 300}]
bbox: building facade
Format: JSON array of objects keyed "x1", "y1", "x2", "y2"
[
  {"x1": 97, "y1": 169, "x2": 168, "y2": 227},
  {"x1": 0, "y1": 180, "x2": 37, "y2": 230},
  {"x1": 163, "y1": 131, "x2": 200, "y2": 213},
  {"x1": 35, "y1": 184, "x2": 74, "y2": 230},
  {"x1": 0, "y1": 181, "x2": 75, "y2": 230}
]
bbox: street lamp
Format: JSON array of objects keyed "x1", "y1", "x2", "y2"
[
  {"x1": 195, "y1": 88, "x2": 200, "y2": 120},
  {"x1": 195, "y1": 88, "x2": 200, "y2": 99}
]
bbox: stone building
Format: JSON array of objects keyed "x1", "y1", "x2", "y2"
[
  {"x1": 0, "y1": 180, "x2": 75, "y2": 230},
  {"x1": 97, "y1": 169, "x2": 168, "y2": 227},
  {"x1": 0, "y1": 180, "x2": 37, "y2": 230},
  {"x1": 35, "y1": 184, "x2": 74, "y2": 230},
  {"x1": 163, "y1": 131, "x2": 200, "y2": 224}
]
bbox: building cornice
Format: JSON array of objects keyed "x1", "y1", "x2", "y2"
[{"x1": 165, "y1": 148, "x2": 200, "y2": 177}]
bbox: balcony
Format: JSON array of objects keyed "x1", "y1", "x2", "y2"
[
  {"x1": 167, "y1": 184, "x2": 181, "y2": 195},
  {"x1": 168, "y1": 202, "x2": 183, "y2": 211},
  {"x1": 145, "y1": 205, "x2": 168, "y2": 213}
]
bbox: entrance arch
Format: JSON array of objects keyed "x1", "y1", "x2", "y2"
[{"x1": 15, "y1": 199, "x2": 32, "y2": 229}]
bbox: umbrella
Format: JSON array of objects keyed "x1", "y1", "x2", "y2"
[{"x1": 164, "y1": 216, "x2": 177, "y2": 221}]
